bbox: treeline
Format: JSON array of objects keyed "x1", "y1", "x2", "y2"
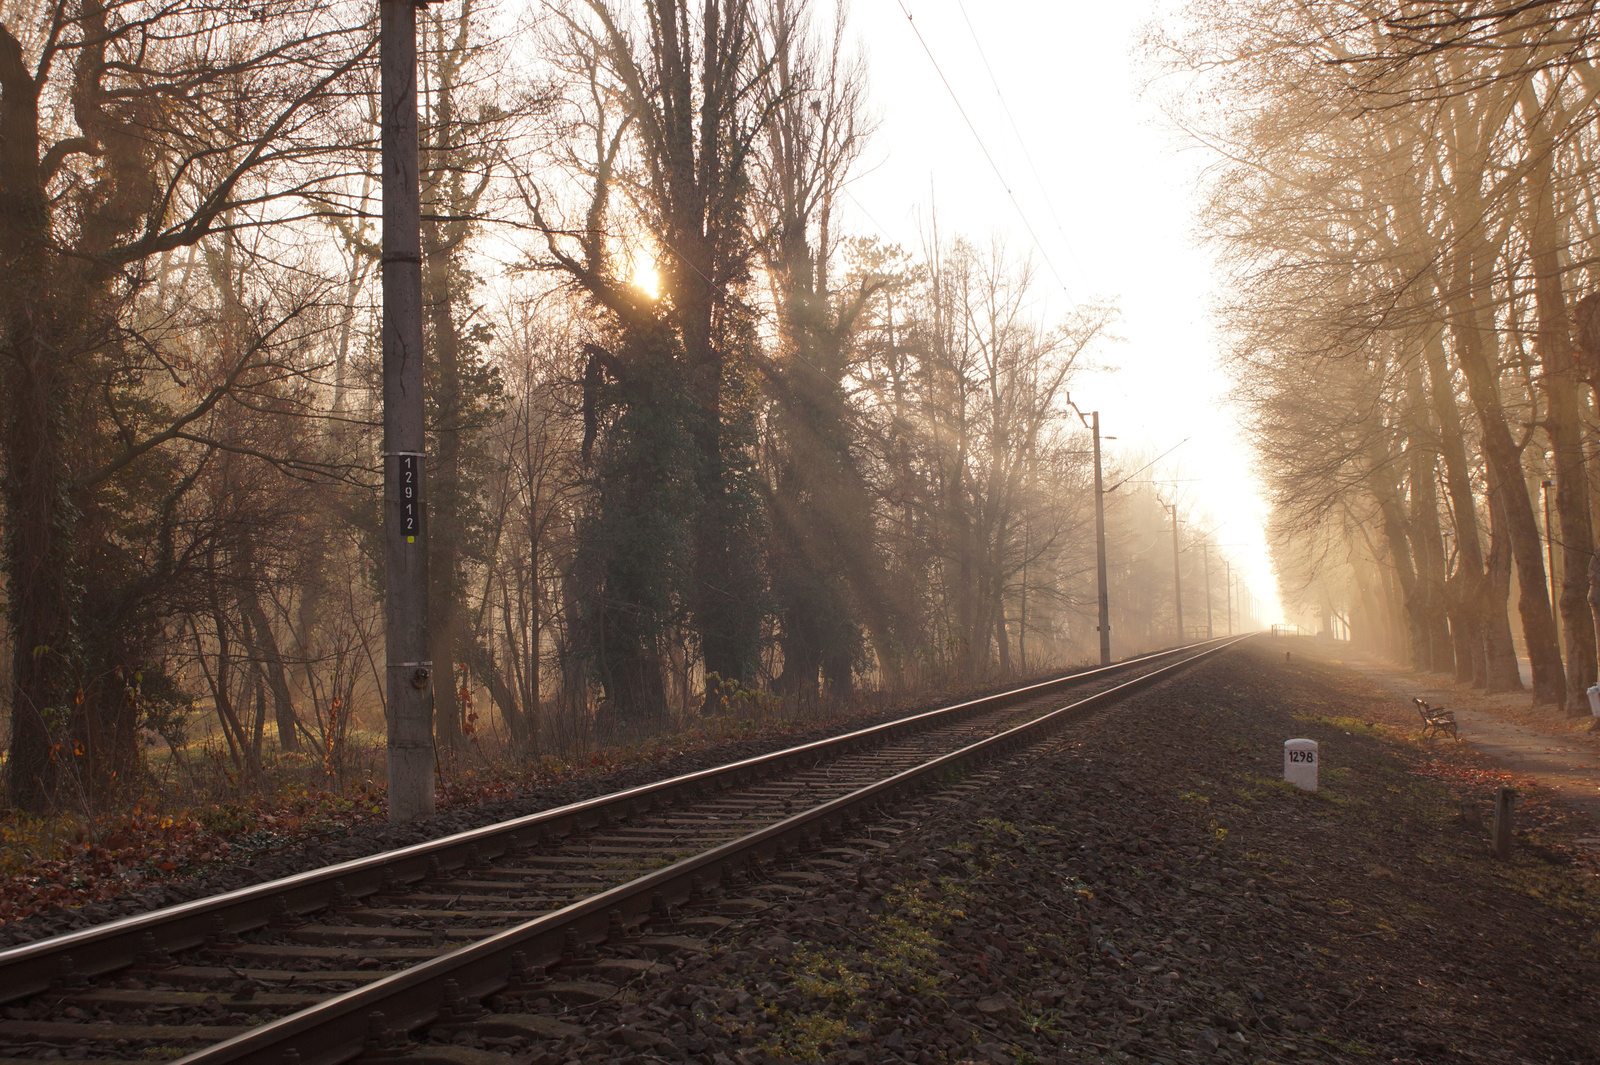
[
  {"x1": 1155, "y1": 0, "x2": 1600, "y2": 709},
  {"x1": 0, "y1": 0, "x2": 1225, "y2": 813}
]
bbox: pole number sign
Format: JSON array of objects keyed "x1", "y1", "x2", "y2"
[{"x1": 399, "y1": 455, "x2": 420, "y2": 542}]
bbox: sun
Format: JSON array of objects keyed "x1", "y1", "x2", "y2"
[{"x1": 630, "y1": 256, "x2": 660, "y2": 299}]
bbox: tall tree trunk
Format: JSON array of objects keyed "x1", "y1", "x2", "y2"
[
  {"x1": 993, "y1": 601, "x2": 1012, "y2": 675},
  {"x1": 1422, "y1": 332, "x2": 1494, "y2": 686},
  {"x1": 199, "y1": 606, "x2": 258, "y2": 779},
  {"x1": 1379, "y1": 557, "x2": 1409, "y2": 663},
  {"x1": 501, "y1": 575, "x2": 534, "y2": 752},
  {"x1": 1442, "y1": 89, "x2": 1553, "y2": 699},
  {"x1": 425, "y1": 226, "x2": 463, "y2": 752},
  {"x1": 1403, "y1": 357, "x2": 1455, "y2": 673},
  {"x1": 240, "y1": 587, "x2": 300, "y2": 752},
  {"x1": 1368, "y1": 429, "x2": 1424, "y2": 669},
  {"x1": 1, "y1": 317, "x2": 76, "y2": 810},
  {"x1": 2, "y1": 26, "x2": 98, "y2": 809},
  {"x1": 421, "y1": 24, "x2": 469, "y2": 754},
  {"x1": 251, "y1": 665, "x2": 269, "y2": 769},
  {"x1": 1526, "y1": 116, "x2": 1599, "y2": 712},
  {"x1": 524, "y1": 498, "x2": 542, "y2": 746},
  {"x1": 1447, "y1": 273, "x2": 1564, "y2": 705},
  {"x1": 1482, "y1": 458, "x2": 1524, "y2": 691},
  {"x1": 464, "y1": 636, "x2": 523, "y2": 746},
  {"x1": 1571, "y1": 293, "x2": 1600, "y2": 668}
]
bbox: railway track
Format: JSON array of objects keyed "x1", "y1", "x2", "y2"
[{"x1": 0, "y1": 635, "x2": 1248, "y2": 1065}]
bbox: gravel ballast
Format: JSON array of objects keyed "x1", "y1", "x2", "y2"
[{"x1": 528, "y1": 640, "x2": 1600, "y2": 1065}]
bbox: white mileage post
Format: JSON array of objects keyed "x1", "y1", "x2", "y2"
[{"x1": 1284, "y1": 738, "x2": 1318, "y2": 792}]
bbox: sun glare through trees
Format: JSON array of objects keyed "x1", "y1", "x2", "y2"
[{"x1": 2, "y1": 0, "x2": 1591, "y2": 868}]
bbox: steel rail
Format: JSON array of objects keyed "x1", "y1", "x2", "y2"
[
  {"x1": 171, "y1": 634, "x2": 1251, "y2": 1065},
  {"x1": 0, "y1": 636, "x2": 1237, "y2": 1006}
]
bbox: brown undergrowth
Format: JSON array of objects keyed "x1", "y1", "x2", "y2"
[{"x1": 0, "y1": 665, "x2": 1090, "y2": 928}]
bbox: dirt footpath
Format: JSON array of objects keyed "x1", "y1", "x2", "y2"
[
  {"x1": 1321, "y1": 646, "x2": 1600, "y2": 825},
  {"x1": 521, "y1": 639, "x2": 1600, "y2": 1065}
]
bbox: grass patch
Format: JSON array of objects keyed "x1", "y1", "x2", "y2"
[{"x1": 744, "y1": 876, "x2": 974, "y2": 1063}]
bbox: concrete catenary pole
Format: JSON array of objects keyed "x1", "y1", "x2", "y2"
[
  {"x1": 1202, "y1": 541, "x2": 1213, "y2": 639},
  {"x1": 1092, "y1": 412, "x2": 1111, "y2": 666},
  {"x1": 382, "y1": 0, "x2": 435, "y2": 822},
  {"x1": 1225, "y1": 560, "x2": 1233, "y2": 635},
  {"x1": 1165, "y1": 503, "x2": 1184, "y2": 643}
]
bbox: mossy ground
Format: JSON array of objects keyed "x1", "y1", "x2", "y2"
[{"x1": 624, "y1": 639, "x2": 1600, "y2": 1064}]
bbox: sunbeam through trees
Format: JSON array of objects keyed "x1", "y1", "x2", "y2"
[{"x1": 0, "y1": 0, "x2": 1265, "y2": 817}]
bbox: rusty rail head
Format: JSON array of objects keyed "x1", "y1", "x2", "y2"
[
  {"x1": 170, "y1": 635, "x2": 1250, "y2": 1065},
  {"x1": 0, "y1": 637, "x2": 1243, "y2": 1006}
]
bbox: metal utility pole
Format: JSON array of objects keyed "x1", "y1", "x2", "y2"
[
  {"x1": 1225, "y1": 560, "x2": 1233, "y2": 635},
  {"x1": 1164, "y1": 502, "x2": 1184, "y2": 643},
  {"x1": 1202, "y1": 541, "x2": 1213, "y2": 639},
  {"x1": 382, "y1": 0, "x2": 434, "y2": 822},
  {"x1": 1065, "y1": 396, "x2": 1112, "y2": 665},
  {"x1": 1091, "y1": 411, "x2": 1111, "y2": 665}
]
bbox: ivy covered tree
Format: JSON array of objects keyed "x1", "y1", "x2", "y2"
[
  {"x1": 537, "y1": 0, "x2": 772, "y2": 723},
  {"x1": 752, "y1": 0, "x2": 879, "y2": 700},
  {"x1": 0, "y1": 0, "x2": 369, "y2": 809}
]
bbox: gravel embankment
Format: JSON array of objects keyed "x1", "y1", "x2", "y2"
[{"x1": 528, "y1": 641, "x2": 1600, "y2": 1065}]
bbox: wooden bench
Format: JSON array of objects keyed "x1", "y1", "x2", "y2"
[{"x1": 1413, "y1": 697, "x2": 1459, "y2": 741}]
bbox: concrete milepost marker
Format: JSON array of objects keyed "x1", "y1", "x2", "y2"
[{"x1": 1284, "y1": 738, "x2": 1318, "y2": 792}]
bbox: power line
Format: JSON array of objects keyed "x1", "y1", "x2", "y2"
[
  {"x1": 893, "y1": 0, "x2": 1077, "y2": 309},
  {"x1": 843, "y1": 189, "x2": 894, "y2": 246},
  {"x1": 952, "y1": 0, "x2": 1087, "y2": 290},
  {"x1": 1105, "y1": 437, "x2": 1190, "y2": 493}
]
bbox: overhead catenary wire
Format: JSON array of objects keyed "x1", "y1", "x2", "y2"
[
  {"x1": 843, "y1": 188, "x2": 896, "y2": 249},
  {"x1": 1105, "y1": 437, "x2": 1190, "y2": 493},
  {"x1": 892, "y1": 0, "x2": 1077, "y2": 309},
  {"x1": 952, "y1": 0, "x2": 1087, "y2": 291},
  {"x1": 877, "y1": 13, "x2": 1274, "y2": 621}
]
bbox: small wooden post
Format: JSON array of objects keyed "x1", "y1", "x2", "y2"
[{"x1": 1492, "y1": 786, "x2": 1515, "y2": 860}]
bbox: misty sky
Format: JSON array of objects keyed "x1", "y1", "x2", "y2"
[{"x1": 841, "y1": 0, "x2": 1283, "y2": 623}]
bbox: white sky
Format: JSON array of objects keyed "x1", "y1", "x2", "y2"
[{"x1": 841, "y1": 0, "x2": 1286, "y2": 624}]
